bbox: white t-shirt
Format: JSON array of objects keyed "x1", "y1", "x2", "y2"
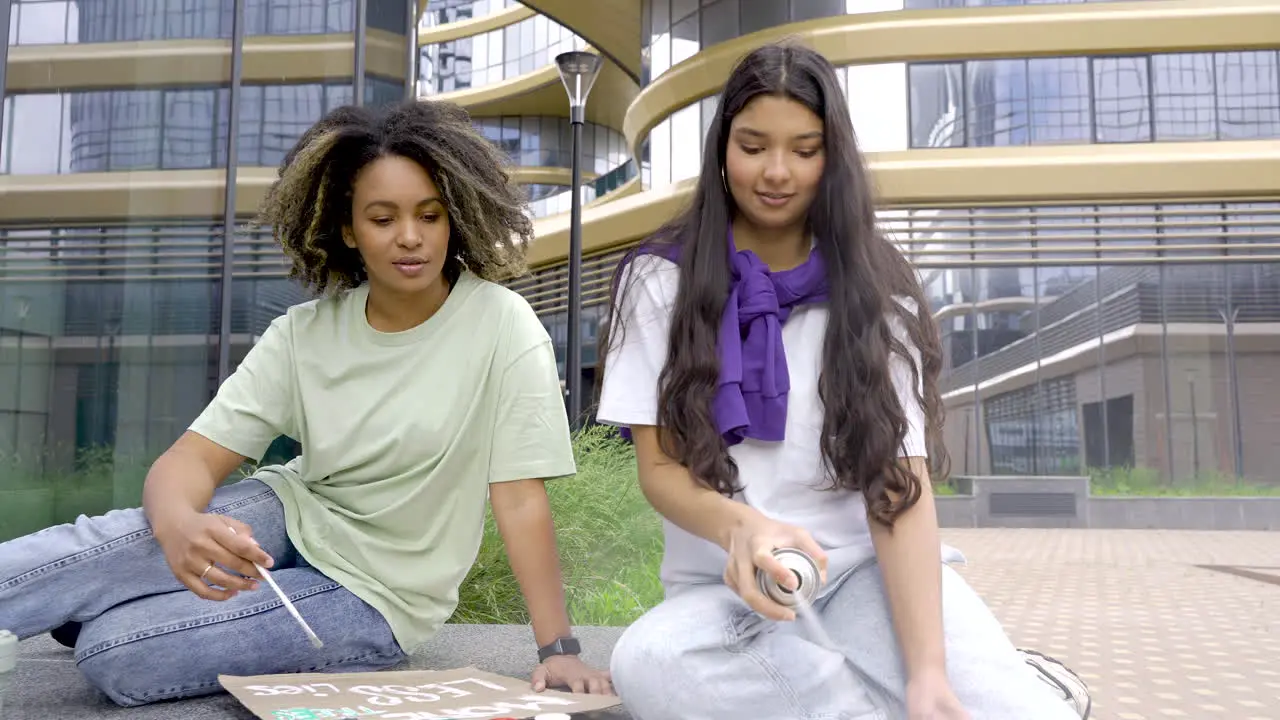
[{"x1": 596, "y1": 254, "x2": 950, "y2": 591}]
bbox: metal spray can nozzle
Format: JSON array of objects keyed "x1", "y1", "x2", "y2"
[{"x1": 755, "y1": 548, "x2": 822, "y2": 607}]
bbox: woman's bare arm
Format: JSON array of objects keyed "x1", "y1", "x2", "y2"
[{"x1": 867, "y1": 456, "x2": 948, "y2": 683}]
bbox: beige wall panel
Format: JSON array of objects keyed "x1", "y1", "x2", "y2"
[
  {"x1": 418, "y1": 4, "x2": 535, "y2": 45},
  {"x1": 0, "y1": 166, "x2": 587, "y2": 222},
  {"x1": 515, "y1": 0, "x2": 642, "y2": 81},
  {"x1": 7, "y1": 31, "x2": 409, "y2": 92},
  {"x1": 428, "y1": 52, "x2": 637, "y2": 131}
]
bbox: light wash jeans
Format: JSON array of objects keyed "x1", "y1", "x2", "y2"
[
  {"x1": 0, "y1": 478, "x2": 406, "y2": 707},
  {"x1": 610, "y1": 559, "x2": 1081, "y2": 720}
]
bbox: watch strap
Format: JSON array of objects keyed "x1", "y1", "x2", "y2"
[{"x1": 537, "y1": 636, "x2": 581, "y2": 662}]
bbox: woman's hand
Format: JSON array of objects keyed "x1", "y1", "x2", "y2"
[
  {"x1": 906, "y1": 669, "x2": 970, "y2": 720},
  {"x1": 532, "y1": 655, "x2": 613, "y2": 695},
  {"x1": 722, "y1": 510, "x2": 828, "y2": 621},
  {"x1": 152, "y1": 510, "x2": 275, "y2": 601}
]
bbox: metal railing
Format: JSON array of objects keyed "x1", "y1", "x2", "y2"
[
  {"x1": 507, "y1": 200, "x2": 1280, "y2": 316},
  {"x1": 3, "y1": 200, "x2": 1277, "y2": 317}
]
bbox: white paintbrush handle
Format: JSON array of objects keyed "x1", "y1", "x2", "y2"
[{"x1": 227, "y1": 526, "x2": 324, "y2": 648}]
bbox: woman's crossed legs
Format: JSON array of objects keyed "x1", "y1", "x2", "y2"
[
  {"x1": 610, "y1": 560, "x2": 1079, "y2": 720},
  {"x1": 0, "y1": 478, "x2": 405, "y2": 706}
]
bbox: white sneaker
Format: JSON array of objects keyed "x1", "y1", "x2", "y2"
[
  {"x1": 0, "y1": 629, "x2": 16, "y2": 715},
  {"x1": 1018, "y1": 648, "x2": 1092, "y2": 719}
]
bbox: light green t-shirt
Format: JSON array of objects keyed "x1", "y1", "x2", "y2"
[{"x1": 188, "y1": 270, "x2": 576, "y2": 652}]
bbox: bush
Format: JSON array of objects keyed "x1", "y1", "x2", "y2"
[
  {"x1": 1088, "y1": 466, "x2": 1280, "y2": 496},
  {"x1": 450, "y1": 424, "x2": 666, "y2": 627}
]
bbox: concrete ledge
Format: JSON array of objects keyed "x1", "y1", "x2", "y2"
[
  {"x1": 937, "y1": 475, "x2": 1280, "y2": 530},
  {"x1": 953, "y1": 475, "x2": 1090, "y2": 529},
  {"x1": 935, "y1": 494, "x2": 979, "y2": 528},
  {"x1": 6, "y1": 625, "x2": 630, "y2": 719},
  {"x1": 1088, "y1": 496, "x2": 1280, "y2": 531}
]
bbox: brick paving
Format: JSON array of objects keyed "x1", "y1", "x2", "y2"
[
  {"x1": 6, "y1": 529, "x2": 1278, "y2": 719},
  {"x1": 943, "y1": 528, "x2": 1280, "y2": 720}
]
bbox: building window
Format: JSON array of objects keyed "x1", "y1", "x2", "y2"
[
  {"x1": 1, "y1": 79, "x2": 405, "y2": 175},
  {"x1": 910, "y1": 51, "x2": 1280, "y2": 148}
]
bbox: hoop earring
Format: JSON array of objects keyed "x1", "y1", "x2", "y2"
[{"x1": 721, "y1": 166, "x2": 728, "y2": 193}]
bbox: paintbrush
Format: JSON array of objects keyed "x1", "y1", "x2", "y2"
[{"x1": 228, "y1": 526, "x2": 324, "y2": 649}]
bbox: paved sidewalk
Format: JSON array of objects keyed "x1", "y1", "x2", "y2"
[
  {"x1": 6, "y1": 529, "x2": 1279, "y2": 719},
  {"x1": 943, "y1": 528, "x2": 1280, "y2": 720}
]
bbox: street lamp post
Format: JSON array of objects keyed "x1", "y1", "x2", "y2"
[{"x1": 555, "y1": 50, "x2": 602, "y2": 431}]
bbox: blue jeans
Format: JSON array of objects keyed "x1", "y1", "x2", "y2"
[
  {"x1": 0, "y1": 478, "x2": 406, "y2": 707},
  {"x1": 610, "y1": 560, "x2": 1080, "y2": 720}
]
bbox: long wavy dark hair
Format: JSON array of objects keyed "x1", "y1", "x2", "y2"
[
  {"x1": 599, "y1": 42, "x2": 948, "y2": 527},
  {"x1": 254, "y1": 99, "x2": 532, "y2": 294}
]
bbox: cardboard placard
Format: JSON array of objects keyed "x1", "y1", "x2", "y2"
[{"x1": 219, "y1": 667, "x2": 621, "y2": 720}]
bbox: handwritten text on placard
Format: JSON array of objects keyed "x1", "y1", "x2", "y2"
[{"x1": 219, "y1": 667, "x2": 621, "y2": 720}]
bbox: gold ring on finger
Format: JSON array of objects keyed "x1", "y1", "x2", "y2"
[{"x1": 200, "y1": 562, "x2": 214, "y2": 582}]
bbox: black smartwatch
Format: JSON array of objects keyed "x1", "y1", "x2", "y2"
[{"x1": 537, "y1": 636, "x2": 581, "y2": 663}]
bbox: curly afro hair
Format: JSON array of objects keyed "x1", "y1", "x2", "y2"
[{"x1": 254, "y1": 99, "x2": 533, "y2": 294}]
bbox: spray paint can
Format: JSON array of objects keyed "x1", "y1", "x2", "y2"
[
  {"x1": 0, "y1": 629, "x2": 16, "y2": 715},
  {"x1": 755, "y1": 548, "x2": 822, "y2": 607}
]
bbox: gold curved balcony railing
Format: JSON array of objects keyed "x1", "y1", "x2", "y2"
[
  {"x1": 0, "y1": 165, "x2": 590, "y2": 225},
  {"x1": 417, "y1": 9, "x2": 588, "y2": 94},
  {"x1": 526, "y1": 138, "x2": 1280, "y2": 268},
  {"x1": 417, "y1": 2, "x2": 534, "y2": 45},
  {"x1": 624, "y1": 0, "x2": 1280, "y2": 161},
  {"x1": 414, "y1": 8, "x2": 640, "y2": 203},
  {"x1": 424, "y1": 49, "x2": 639, "y2": 137},
  {"x1": 513, "y1": 0, "x2": 642, "y2": 82},
  {"x1": 5, "y1": 32, "x2": 409, "y2": 93}
]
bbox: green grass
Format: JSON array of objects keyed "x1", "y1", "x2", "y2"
[
  {"x1": 929, "y1": 466, "x2": 1280, "y2": 498},
  {"x1": 1088, "y1": 466, "x2": 1280, "y2": 497},
  {"x1": 449, "y1": 424, "x2": 665, "y2": 627}
]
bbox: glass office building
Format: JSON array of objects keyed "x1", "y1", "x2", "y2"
[
  {"x1": 415, "y1": 1, "x2": 637, "y2": 220},
  {"x1": 3, "y1": 0, "x2": 1277, "y2": 542},
  {"x1": 905, "y1": 46, "x2": 1280, "y2": 480},
  {"x1": 414, "y1": 0, "x2": 640, "y2": 385},
  {"x1": 0, "y1": 0, "x2": 641, "y2": 541},
  {"x1": 0, "y1": 0, "x2": 418, "y2": 540},
  {"x1": 509, "y1": 0, "x2": 1280, "y2": 485}
]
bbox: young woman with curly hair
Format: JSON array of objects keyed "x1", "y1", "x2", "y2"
[
  {"x1": 0, "y1": 99, "x2": 611, "y2": 707},
  {"x1": 595, "y1": 43, "x2": 1079, "y2": 720}
]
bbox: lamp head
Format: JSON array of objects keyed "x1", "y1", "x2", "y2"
[{"x1": 555, "y1": 51, "x2": 602, "y2": 121}]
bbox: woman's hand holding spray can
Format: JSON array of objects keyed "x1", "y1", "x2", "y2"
[
  {"x1": 723, "y1": 512, "x2": 828, "y2": 621},
  {"x1": 756, "y1": 547, "x2": 824, "y2": 609}
]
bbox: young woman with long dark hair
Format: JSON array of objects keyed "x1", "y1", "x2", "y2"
[
  {"x1": 0, "y1": 99, "x2": 611, "y2": 707},
  {"x1": 595, "y1": 42, "x2": 1082, "y2": 719}
]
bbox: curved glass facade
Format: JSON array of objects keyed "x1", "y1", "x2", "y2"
[
  {"x1": 416, "y1": 13, "x2": 634, "y2": 219},
  {"x1": 641, "y1": 50, "x2": 1280, "y2": 188},
  {"x1": 418, "y1": 12, "x2": 584, "y2": 94},
  {"x1": 419, "y1": 0, "x2": 516, "y2": 29},
  {"x1": 641, "y1": 61, "x2": 904, "y2": 188},
  {"x1": 523, "y1": 160, "x2": 641, "y2": 218},
  {"x1": 618, "y1": 4, "x2": 1280, "y2": 488},
  {"x1": 473, "y1": 115, "x2": 628, "y2": 174},
  {"x1": 641, "y1": 0, "x2": 871, "y2": 85},
  {"x1": 910, "y1": 52, "x2": 1280, "y2": 148},
  {"x1": 638, "y1": 0, "x2": 1168, "y2": 86},
  {"x1": 8, "y1": 0, "x2": 410, "y2": 46},
  {"x1": 2, "y1": 79, "x2": 405, "y2": 174}
]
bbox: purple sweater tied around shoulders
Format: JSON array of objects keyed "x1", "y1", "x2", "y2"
[{"x1": 616, "y1": 227, "x2": 829, "y2": 446}]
